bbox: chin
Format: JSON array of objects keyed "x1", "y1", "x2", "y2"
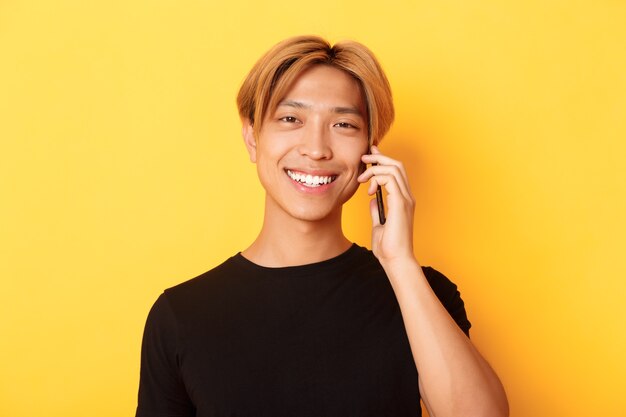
[
  {"x1": 265, "y1": 181, "x2": 360, "y2": 223},
  {"x1": 287, "y1": 204, "x2": 340, "y2": 223}
]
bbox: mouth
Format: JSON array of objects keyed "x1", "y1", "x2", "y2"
[{"x1": 286, "y1": 169, "x2": 338, "y2": 188}]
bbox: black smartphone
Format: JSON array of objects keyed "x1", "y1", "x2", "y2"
[{"x1": 372, "y1": 162, "x2": 386, "y2": 225}]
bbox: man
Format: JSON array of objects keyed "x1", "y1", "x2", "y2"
[{"x1": 136, "y1": 35, "x2": 508, "y2": 417}]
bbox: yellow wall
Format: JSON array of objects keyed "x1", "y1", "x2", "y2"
[{"x1": 1, "y1": 1, "x2": 624, "y2": 416}]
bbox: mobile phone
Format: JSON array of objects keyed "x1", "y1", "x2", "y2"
[{"x1": 372, "y1": 162, "x2": 386, "y2": 225}]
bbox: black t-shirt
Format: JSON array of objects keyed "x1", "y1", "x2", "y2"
[{"x1": 136, "y1": 244, "x2": 471, "y2": 417}]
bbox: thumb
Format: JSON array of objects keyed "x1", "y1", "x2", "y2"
[{"x1": 369, "y1": 198, "x2": 381, "y2": 227}]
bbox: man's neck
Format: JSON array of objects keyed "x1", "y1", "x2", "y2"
[{"x1": 242, "y1": 203, "x2": 352, "y2": 268}]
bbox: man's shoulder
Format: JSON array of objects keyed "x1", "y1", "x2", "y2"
[{"x1": 162, "y1": 254, "x2": 242, "y2": 304}]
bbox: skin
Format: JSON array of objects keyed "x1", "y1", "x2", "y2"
[
  {"x1": 242, "y1": 64, "x2": 368, "y2": 266},
  {"x1": 242, "y1": 64, "x2": 509, "y2": 416}
]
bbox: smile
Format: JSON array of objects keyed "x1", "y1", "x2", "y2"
[{"x1": 286, "y1": 169, "x2": 337, "y2": 187}]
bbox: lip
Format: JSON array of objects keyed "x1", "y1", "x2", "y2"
[
  {"x1": 285, "y1": 167, "x2": 339, "y2": 177},
  {"x1": 284, "y1": 168, "x2": 338, "y2": 194}
]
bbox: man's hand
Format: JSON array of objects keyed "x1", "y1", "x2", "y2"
[{"x1": 359, "y1": 145, "x2": 416, "y2": 267}]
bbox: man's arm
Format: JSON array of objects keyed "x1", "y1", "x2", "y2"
[
  {"x1": 359, "y1": 146, "x2": 509, "y2": 417},
  {"x1": 136, "y1": 294, "x2": 195, "y2": 417}
]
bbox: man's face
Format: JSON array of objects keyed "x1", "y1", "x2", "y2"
[{"x1": 244, "y1": 64, "x2": 369, "y2": 223}]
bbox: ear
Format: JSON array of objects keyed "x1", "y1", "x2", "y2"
[{"x1": 241, "y1": 119, "x2": 257, "y2": 163}]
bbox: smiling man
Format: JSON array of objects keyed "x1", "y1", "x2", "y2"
[{"x1": 136, "y1": 36, "x2": 508, "y2": 417}]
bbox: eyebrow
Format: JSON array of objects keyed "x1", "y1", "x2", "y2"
[{"x1": 278, "y1": 100, "x2": 364, "y2": 117}]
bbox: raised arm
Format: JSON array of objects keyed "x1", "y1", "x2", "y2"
[{"x1": 359, "y1": 146, "x2": 509, "y2": 417}]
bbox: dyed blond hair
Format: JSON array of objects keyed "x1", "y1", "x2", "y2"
[{"x1": 237, "y1": 35, "x2": 394, "y2": 146}]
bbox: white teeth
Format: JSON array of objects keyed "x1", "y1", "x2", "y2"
[{"x1": 287, "y1": 170, "x2": 336, "y2": 187}]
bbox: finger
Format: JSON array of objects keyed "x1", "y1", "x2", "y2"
[
  {"x1": 365, "y1": 169, "x2": 411, "y2": 203},
  {"x1": 361, "y1": 155, "x2": 409, "y2": 182},
  {"x1": 361, "y1": 165, "x2": 413, "y2": 202},
  {"x1": 369, "y1": 174, "x2": 415, "y2": 219},
  {"x1": 369, "y1": 197, "x2": 381, "y2": 227},
  {"x1": 369, "y1": 173, "x2": 401, "y2": 198},
  {"x1": 361, "y1": 153, "x2": 402, "y2": 167},
  {"x1": 361, "y1": 151, "x2": 410, "y2": 187},
  {"x1": 367, "y1": 175, "x2": 381, "y2": 195}
]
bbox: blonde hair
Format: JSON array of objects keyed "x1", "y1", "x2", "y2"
[{"x1": 237, "y1": 35, "x2": 394, "y2": 146}]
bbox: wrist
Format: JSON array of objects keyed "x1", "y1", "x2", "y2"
[{"x1": 379, "y1": 254, "x2": 422, "y2": 282}]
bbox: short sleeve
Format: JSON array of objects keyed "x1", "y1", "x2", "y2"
[
  {"x1": 136, "y1": 293, "x2": 195, "y2": 417},
  {"x1": 422, "y1": 267, "x2": 472, "y2": 337}
]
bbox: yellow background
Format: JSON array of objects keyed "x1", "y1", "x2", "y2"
[{"x1": 1, "y1": 1, "x2": 625, "y2": 416}]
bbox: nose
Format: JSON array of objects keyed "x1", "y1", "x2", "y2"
[{"x1": 298, "y1": 121, "x2": 332, "y2": 160}]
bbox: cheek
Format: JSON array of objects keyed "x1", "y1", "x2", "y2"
[
  {"x1": 347, "y1": 143, "x2": 368, "y2": 173},
  {"x1": 256, "y1": 140, "x2": 287, "y2": 165}
]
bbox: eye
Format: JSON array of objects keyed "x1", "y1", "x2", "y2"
[
  {"x1": 279, "y1": 116, "x2": 299, "y2": 123},
  {"x1": 334, "y1": 122, "x2": 357, "y2": 129}
]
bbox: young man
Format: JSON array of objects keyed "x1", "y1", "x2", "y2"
[{"x1": 136, "y1": 36, "x2": 508, "y2": 417}]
